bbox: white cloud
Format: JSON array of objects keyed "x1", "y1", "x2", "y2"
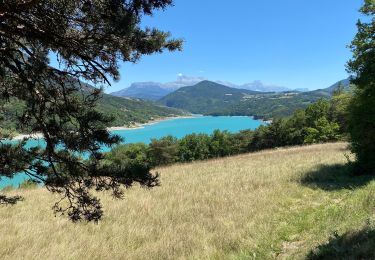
[{"x1": 164, "y1": 74, "x2": 206, "y2": 89}]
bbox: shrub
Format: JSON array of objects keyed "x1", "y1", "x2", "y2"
[
  {"x1": 209, "y1": 130, "x2": 234, "y2": 157},
  {"x1": 147, "y1": 136, "x2": 179, "y2": 167},
  {"x1": 19, "y1": 180, "x2": 38, "y2": 189},
  {"x1": 304, "y1": 117, "x2": 340, "y2": 144},
  {"x1": 178, "y1": 133, "x2": 211, "y2": 162},
  {"x1": 305, "y1": 99, "x2": 330, "y2": 126},
  {"x1": 105, "y1": 143, "x2": 151, "y2": 175},
  {"x1": 230, "y1": 130, "x2": 254, "y2": 154}
]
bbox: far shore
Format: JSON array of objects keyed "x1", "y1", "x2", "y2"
[
  {"x1": 11, "y1": 114, "x2": 269, "y2": 140},
  {"x1": 12, "y1": 115, "x2": 195, "y2": 140},
  {"x1": 107, "y1": 115, "x2": 196, "y2": 131},
  {"x1": 12, "y1": 133, "x2": 44, "y2": 140}
]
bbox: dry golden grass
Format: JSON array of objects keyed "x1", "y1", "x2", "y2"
[{"x1": 1, "y1": 143, "x2": 374, "y2": 259}]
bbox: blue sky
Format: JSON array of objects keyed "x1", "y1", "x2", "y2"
[{"x1": 107, "y1": 0, "x2": 363, "y2": 92}]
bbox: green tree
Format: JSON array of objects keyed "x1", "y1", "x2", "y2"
[
  {"x1": 104, "y1": 143, "x2": 152, "y2": 179},
  {"x1": 305, "y1": 99, "x2": 330, "y2": 126},
  {"x1": 332, "y1": 82, "x2": 345, "y2": 96},
  {"x1": 230, "y1": 130, "x2": 254, "y2": 154},
  {"x1": 329, "y1": 92, "x2": 352, "y2": 134},
  {"x1": 209, "y1": 130, "x2": 233, "y2": 157},
  {"x1": 249, "y1": 120, "x2": 290, "y2": 151},
  {"x1": 285, "y1": 109, "x2": 307, "y2": 145},
  {"x1": 304, "y1": 117, "x2": 340, "y2": 144},
  {"x1": 347, "y1": 0, "x2": 375, "y2": 173},
  {"x1": 147, "y1": 136, "x2": 179, "y2": 166},
  {"x1": 178, "y1": 133, "x2": 211, "y2": 162},
  {"x1": 0, "y1": 0, "x2": 182, "y2": 221}
]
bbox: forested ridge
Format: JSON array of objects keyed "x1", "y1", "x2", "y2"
[{"x1": 159, "y1": 79, "x2": 350, "y2": 119}]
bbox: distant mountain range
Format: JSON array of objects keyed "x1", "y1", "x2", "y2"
[
  {"x1": 110, "y1": 75, "x2": 206, "y2": 100},
  {"x1": 110, "y1": 76, "x2": 304, "y2": 100},
  {"x1": 110, "y1": 82, "x2": 172, "y2": 101},
  {"x1": 158, "y1": 78, "x2": 351, "y2": 119},
  {"x1": 216, "y1": 80, "x2": 291, "y2": 92}
]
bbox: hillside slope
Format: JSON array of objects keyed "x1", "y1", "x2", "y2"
[
  {"x1": 1, "y1": 143, "x2": 374, "y2": 259},
  {"x1": 97, "y1": 93, "x2": 186, "y2": 127},
  {"x1": 159, "y1": 80, "x2": 262, "y2": 114},
  {"x1": 318, "y1": 77, "x2": 351, "y2": 94},
  {"x1": 159, "y1": 80, "x2": 341, "y2": 119},
  {"x1": 0, "y1": 84, "x2": 186, "y2": 133}
]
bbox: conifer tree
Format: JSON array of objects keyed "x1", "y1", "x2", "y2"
[{"x1": 0, "y1": 0, "x2": 182, "y2": 221}]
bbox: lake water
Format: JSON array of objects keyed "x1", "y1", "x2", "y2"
[{"x1": 0, "y1": 116, "x2": 264, "y2": 188}]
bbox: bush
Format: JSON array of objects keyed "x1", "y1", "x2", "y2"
[
  {"x1": 19, "y1": 179, "x2": 38, "y2": 189},
  {"x1": 230, "y1": 130, "x2": 254, "y2": 154},
  {"x1": 284, "y1": 109, "x2": 307, "y2": 145},
  {"x1": 305, "y1": 99, "x2": 330, "y2": 126},
  {"x1": 147, "y1": 136, "x2": 179, "y2": 167},
  {"x1": 249, "y1": 120, "x2": 291, "y2": 151},
  {"x1": 329, "y1": 93, "x2": 351, "y2": 134},
  {"x1": 304, "y1": 117, "x2": 340, "y2": 144},
  {"x1": 209, "y1": 130, "x2": 234, "y2": 157},
  {"x1": 105, "y1": 143, "x2": 151, "y2": 175},
  {"x1": 178, "y1": 133, "x2": 211, "y2": 162},
  {"x1": 348, "y1": 88, "x2": 375, "y2": 173}
]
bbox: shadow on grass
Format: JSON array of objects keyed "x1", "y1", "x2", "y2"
[
  {"x1": 300, "y1": 164, "x2": 374, "y2": 191},
  {"x1": 307, "y1": 227, "x2": 375, "y2": 260},
  {"x1": 0, "y1": 194, "x2": 23, "y2": 205}
]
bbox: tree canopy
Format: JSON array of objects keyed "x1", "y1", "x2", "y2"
[
  {"x1": 0, "y1": 0, "x2": 182, "y2": 221},
  {"x1": 347, "y1": 0, "x2": 375, "y2": 174}
]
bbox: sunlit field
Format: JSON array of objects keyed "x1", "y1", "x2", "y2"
[{"x1": 1, "y1": 143, "x2": 374, "y2": 259}]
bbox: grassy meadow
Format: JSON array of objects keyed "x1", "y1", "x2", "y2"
[{"x1": 1, "y1": 143, "x2": 374, "y2": 259}]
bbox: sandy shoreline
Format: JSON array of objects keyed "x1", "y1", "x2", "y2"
[
  {"x1": 108, "y1": 115, "x2": 195, "y2": 131},
  {"x1": 12, "y1": 115, "x2": 195, "y2": 140},
  {"x1": 12, "y1": 133, "x2": 44, "y2": 140},
  {"x1": 11, "y1": 115, "x2": 268, "y2": 140}
]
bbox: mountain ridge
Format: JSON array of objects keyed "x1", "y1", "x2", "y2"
[
  {"x1": 110, "y1": 76, "x2": 351, "y2": 101},
  {"x1": 110, "y1": 77, "x2": 293, "y2": 100},
  {"x1": 159, "y1": 78, "x2": 351, "y2": 119}
]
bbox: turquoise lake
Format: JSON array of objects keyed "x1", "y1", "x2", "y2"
[{"x1": 0, "y1": 116, "x2": 265, "y2": 188}]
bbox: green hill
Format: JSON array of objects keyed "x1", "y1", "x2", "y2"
[
  {"x1": 1, "y1": 143, "x2": 374, "y2": 259},
  {"x1": 159, "y1": 80, "x2": 263, "y2": 114},
  {"x1": 159, "y1": 80, "x2": 337, "y2": 119},
  {"x1": 224, "y1": 90, "x2": 331, "y2": 119},
  {"x1": 0, "y1": 83, "x2": 186, "y2": 134},
  {"x1": 96, "y1": 94, "x2": 186, "y2": 127},
  {"x1": 316, "y1": 77, "x2": 351, "y2": 94}
]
